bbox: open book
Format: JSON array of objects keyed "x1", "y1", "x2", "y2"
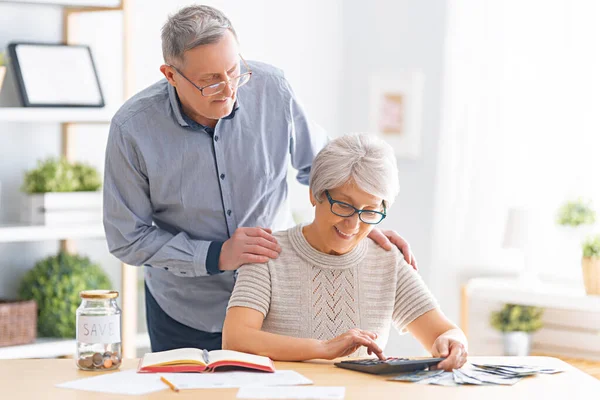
[{"x1": 137, "y1": 348, "x2": 275, "y2": 373}]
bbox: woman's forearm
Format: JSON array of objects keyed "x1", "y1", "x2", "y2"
[
  {"x1": 436, "y1": 328, "x2": 468, "y2": 349},
  {"x1": 407, "y1": 309, "x2": 468, "y2": 351},
  {"x1": 223, "y1": 324, "x2": 325, "y2": 361}
]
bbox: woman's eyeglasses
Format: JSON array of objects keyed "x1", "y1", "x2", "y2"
[{"x1": 325, "y1": 190, "x2": 386, "y2": 225}]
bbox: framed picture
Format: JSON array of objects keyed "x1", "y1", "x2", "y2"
[
  {"x1": 0, "y1": 0, "x2": 121, "y2": 7},
  {"x1": 8, "y1": 42, "x2": 105, "y2": 108},
  {"x1": 368, "y1": 71, "x2": 424, "y2": 159}
]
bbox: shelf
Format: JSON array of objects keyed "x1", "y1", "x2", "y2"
[
  {"x1": 0, "y1": 332, "x2": 150, "y2": 359},
  {"x1": 0, "y1": 107, "x2": 114, "y2": 123},
  {"x1": 0, "y1": 0, "x2": 121, "y2": 7},
  {"x1": 0, "y1": 222, "x2": 104, "y2": 243},
  {"x1": 465, "y1": 277, "x2": 600, "y2": 313}
]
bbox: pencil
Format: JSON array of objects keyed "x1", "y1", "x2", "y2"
[{"x1": 160, "y1": 375, "x2": 179, "y2": 393}]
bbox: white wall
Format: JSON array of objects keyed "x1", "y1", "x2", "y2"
[
  {"x1": 128, "y1": 0, "x2": 343, "y2": 136},
  {"x1": 341, "y1": 0, "x2": 449, "y2": 356}
]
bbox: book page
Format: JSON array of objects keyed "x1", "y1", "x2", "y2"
[
  {"x1": 140, "y1": 348, "x2": 207, "y2": 368},
  {"x1": 208, "y1": 350, "x2": 272, "y2": 367}
]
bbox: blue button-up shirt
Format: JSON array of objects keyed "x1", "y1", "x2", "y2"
[{"x1": 103, "y1": 61, "x2": 328, "y2": 332}]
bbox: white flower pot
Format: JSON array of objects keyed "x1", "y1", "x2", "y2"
[
  {"x1": 21, "y1": 192, "x2": 102, "y2": 225},
  {"x1": 503, "y1": 331, "x2": 532, "y2": 356}
]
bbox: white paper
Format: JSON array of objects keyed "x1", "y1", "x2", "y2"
[
  {"x1": 56, "y1": 369, "x2": 167, "y2": 396},
  {"x1": 237, "y1": 386, "x2": 345, "y2": 399},
  {"x1": 77, "y1": 314, "x2": 121, "y2": 344},
  {"x1": 164, "y1": 370, "x2": 313, "y2": 389}
]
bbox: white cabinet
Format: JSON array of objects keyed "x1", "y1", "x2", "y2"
[{"x1": 462, "y1": 277, "x2": 600, "y2": 361}]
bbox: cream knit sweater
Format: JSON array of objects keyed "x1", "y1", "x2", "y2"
[{"x1": 227, "y1": 224, "x2": 438, "y2": 355}]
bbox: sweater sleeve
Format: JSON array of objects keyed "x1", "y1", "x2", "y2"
[
  {"x1": 392, "y1": 258, "x2": 439, "y2": 334},
  {"x1": 227, "y1": 262, "x2": 272, "y2": 317}
]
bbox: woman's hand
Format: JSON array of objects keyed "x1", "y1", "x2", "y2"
[
  {"x1": 431, "y1": 331, "x2": 468, "y2": 371},
  {"x1": 320, "y1": 329, "x2": 386, "y2": 360}
]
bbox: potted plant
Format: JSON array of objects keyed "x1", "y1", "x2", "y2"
[
  {"x1": 491, "y1": 304, "x2": 543, "y2": 356},
  {"x1": 555, "y1": 198, "x2": 597, "y2": 280},
  {"x1": 21, "y1": 157, "x2": 102, "y2": 224},
  {"x1": 0, "y1": 52, "x2": 6, "y2": 93},
  {"x1": 18, "y1": 251, "x2": 112, "y2": 338},
  {"x1": 582, "y1": 235, "x2": 600, "y2": 295},
  {"x1": 557, "y1": 198, "x2": 596, "y2": 227}
]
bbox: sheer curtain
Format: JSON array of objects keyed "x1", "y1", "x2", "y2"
[{"x1": 430, "y1": 0, "x2": 600, "y2": 320}]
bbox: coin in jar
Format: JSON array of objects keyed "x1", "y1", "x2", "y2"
[
  {"x1": 79, "y1": 356, "x2": 93, "y2": 369},
  {"x1": 92, "y1": 352, "x2": 104, "y2": 367}
]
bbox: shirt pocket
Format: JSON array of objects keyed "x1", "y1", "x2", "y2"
[
  {"x1": 147, "y1": 142, "x2": 185, "y2": 212},
  {"x1": 179, "y1": 134, "x2": 226, "y2": 222}
]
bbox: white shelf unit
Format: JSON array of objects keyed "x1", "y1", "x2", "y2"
[
  {"x1": 464, "y1": 277, "x2": 600, "y2": 314},
  {"x1": 0, "y1": 223, "x2": 104, "y2": 243},
  {"x1": 462, "y1": 277, "x2": 600, "y2": 361},
  {"x1": 0, "y1": 107, "x2": 114, "y2": 123},
  {"x1": 0, "y1": 0, "x2": 139, "y2": 359},
  {"x1": 0, "y1": 332, "x2": 150, "y2": 360}
]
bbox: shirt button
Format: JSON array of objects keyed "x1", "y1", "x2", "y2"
[
  {"x1": 220, "y1": 173, "x2": 225, "y2": 180},
  {"x1": 214, "y1": 135, "x2": 219, "y2": 142},
  {"x1": 227, "y1": 210, "x2": 232, "y2": 216}
]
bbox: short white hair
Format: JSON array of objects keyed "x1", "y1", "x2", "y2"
[
  {"x1": 309, "y1": 134, "x2": 400, "y2": 208},
  {"x1": 161, "y1": 5, "x2": 237, "y2": 66}
]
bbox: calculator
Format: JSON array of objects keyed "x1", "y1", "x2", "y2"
[{"x1": 334, "y1": 357, "x2": 445, "y2": 375}]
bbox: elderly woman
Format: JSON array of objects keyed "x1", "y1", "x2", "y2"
[{"x1": 222, "y1": 134, "x2": 467, "y2": 371}]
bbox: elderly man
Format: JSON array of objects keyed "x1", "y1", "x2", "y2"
[{"x1": 103, "y1": 4, "x2": 417, "y2": 352}]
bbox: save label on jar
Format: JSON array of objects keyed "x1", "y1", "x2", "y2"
[{"x1": 77, "y1": 315, "x2": 121, "y2": 344}]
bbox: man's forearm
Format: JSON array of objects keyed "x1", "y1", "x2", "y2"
[{"x1": 106, "y1": 223, "x2": 215, "y2": 277}]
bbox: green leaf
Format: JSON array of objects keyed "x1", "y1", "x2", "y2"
[
  {"x1": 556, "y1": 198, "x2": 596, "y2": 227},
  {"x1": 490, "y1": 304, "x2": 544, "y2": 333},
  {"x1": 583, "y1": 235, "x2": 600, "y2": 258},
  {"x1": 21, "y1": 157, "x2": 102, "y2": 194},
  {"x1": 17, "y1": 251, "x2": 113, "y2": 338}
]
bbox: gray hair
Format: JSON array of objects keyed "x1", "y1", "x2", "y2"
[
  {"x1": 161, "y1": 5, "x2": 237, "y2": 65},
  {"x1": 309, "y1": 134, "x2": 400, "y2": 208}
]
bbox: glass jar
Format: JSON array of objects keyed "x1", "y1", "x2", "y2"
[{"x1": 76, "y1": 290, "x2": 122, "y2": 371}]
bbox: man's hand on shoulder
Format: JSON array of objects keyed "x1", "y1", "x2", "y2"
[
  {"x1": 367, "y1": 228, "x2": 418, "y2": 270},
  {"x1": 218, "y1": 227, "x2": 282, "y2": 271}
]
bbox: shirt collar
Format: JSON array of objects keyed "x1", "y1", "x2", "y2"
[{"x1": 167, "y1": 82, "x2": 240, "y2": 128}]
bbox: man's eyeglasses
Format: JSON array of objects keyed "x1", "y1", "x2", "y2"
[
  {"x1": 325, "y1": 190, "x2": 387, "y2": 225},
  {"x1": 167, "y1": 55, "x2": 252, "y2": 97}
]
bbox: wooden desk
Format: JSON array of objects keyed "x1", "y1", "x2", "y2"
[{"x1": 1, "y1": 356, "x2": 598, "y2": 399}]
